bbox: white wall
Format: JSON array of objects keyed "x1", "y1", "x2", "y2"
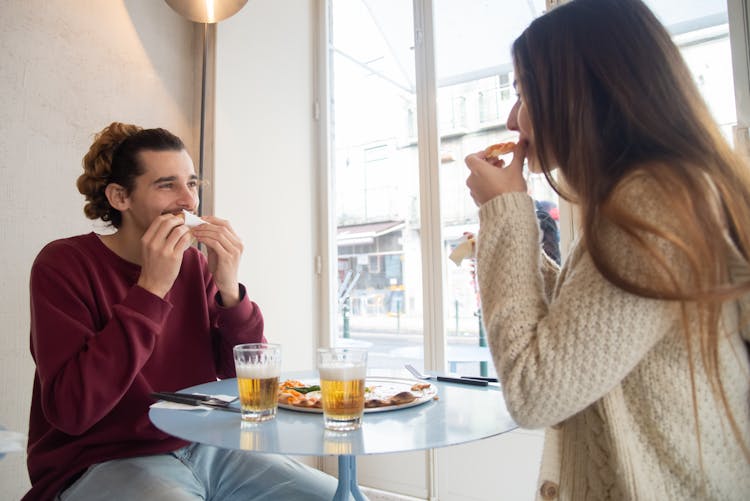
[
  {"x1": 0, "y1": 1, "x2": 197, "y2": 498},
  {"x1": 215, "y1": 0, "x2": 320, "y2": 373}
]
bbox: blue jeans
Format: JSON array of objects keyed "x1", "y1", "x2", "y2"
[{"x1": 57, "y1": 443, "x2": 343, "y2": 500}]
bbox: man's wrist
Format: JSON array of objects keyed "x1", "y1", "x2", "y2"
[
  {"x1": 136, "y1": 277, "x2": 169, "y2": 299},
  {"x1": 217, "y1": 283, "x2": 241, "y2": 308}
]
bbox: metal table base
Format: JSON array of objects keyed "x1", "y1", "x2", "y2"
[{"x1": 333, "y1": 455, "x2": 366, "y2": 501}]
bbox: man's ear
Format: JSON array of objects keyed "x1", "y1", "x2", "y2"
[{"x1": 105, "y1": 183, "x2": 130, "y2": 211}]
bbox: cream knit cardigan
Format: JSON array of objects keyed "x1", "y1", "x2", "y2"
[{"x1": 476, "y1": 176, "x2": 750, "y2": 500}]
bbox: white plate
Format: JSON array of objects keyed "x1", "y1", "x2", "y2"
[{"x1": 278, "y1": 377, "x2": 438, "y2": 414}]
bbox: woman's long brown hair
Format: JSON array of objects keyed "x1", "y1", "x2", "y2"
[{"x1": 513, "y1": 0, "x2": 750, "y2": 460}]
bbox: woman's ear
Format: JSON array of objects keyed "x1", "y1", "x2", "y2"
[{"x1": 105, "y1": 183, "x2": 130, "y2": 211}]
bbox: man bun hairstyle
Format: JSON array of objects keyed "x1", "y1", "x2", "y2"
[{"x1": 77, "y1": 122, "x2": 185, "y2": 228}]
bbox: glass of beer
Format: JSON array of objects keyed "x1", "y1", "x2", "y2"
[
  {"x1": 233, "y1": 343, "x2": 281, "y2": 422},
  {"x1": 317, "y1": 347, "x2": 368, "y2": 431}
]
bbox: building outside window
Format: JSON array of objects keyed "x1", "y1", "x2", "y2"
[{"x1": 329, "y1": 0, "x2": 737, "y2": 378}]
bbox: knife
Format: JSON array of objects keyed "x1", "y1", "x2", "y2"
[
  {"x1": 153, "y1": 391, "x2": 214, "y2": 401},
  {"x1": 405, "y1": 364, "x2": 489, "y2": 387},
  {"x1": 460, "y1": 376, "x2": 499, "y2": 383},
  {"x1": 436, "y1": 376, "x2": 488, "y2": 386},
  {"x1": 151, "y1": 392, "x2": 242, "y2": 413}
]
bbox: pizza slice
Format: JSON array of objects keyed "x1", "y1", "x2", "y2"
[
  {"x1": 449, "y1": 233, "x2": 476, "y2": 266},
  {"x1": 483, "y1": 141, "x2": 516, "y2": 163}
]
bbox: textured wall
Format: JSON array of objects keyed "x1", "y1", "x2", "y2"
[
  {"x1": 0, "y1": 1, "x2": 196, "y2": 497},
  {"x1": 214, "y1": 0, "x2": 320, "y2": 373}
]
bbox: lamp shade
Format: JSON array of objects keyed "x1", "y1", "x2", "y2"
[{"x1": 165, "y1": 0, "x2": 248, "y2": 23}]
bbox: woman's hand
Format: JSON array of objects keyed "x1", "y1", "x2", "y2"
[
  {"x1": 465, "y1": 141, "x2": 528, "y2": 205},
  {"x1": 191, "y1": 216, "x2": 243, "y2": 307},
  {"x1": 137, "y1": 215, "x2": 193, "y2": 298}
]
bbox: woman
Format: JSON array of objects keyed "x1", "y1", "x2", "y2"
[{"x1": 465, "y1": 0, "x2": 750, "y2": 499}]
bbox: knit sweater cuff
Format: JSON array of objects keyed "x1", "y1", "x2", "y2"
[{"x1": 479, "y1": 192, "x2": 535, "y2": 222}]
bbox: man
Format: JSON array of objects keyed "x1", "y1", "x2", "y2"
[{"x1": 24, "y1": 123, "x2": 338, "y2": 500}]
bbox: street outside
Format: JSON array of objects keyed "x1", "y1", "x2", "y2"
[{"x1": 336, "y1": 312, "x2": 498, "y2": 379}]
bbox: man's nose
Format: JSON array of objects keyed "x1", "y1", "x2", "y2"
[{"x1": 176, "y1": 184, "x2": 197, "y2": 207}]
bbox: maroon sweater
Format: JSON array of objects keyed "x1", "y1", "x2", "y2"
[{"x1": 24, "y1": 233, "x2": 264, "y2": 500}]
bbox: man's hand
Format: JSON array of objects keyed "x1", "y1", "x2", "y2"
[
  {"x1": 137, "y1": 215, "x2": 192, "y2": 298},
  {"x1": 191, "y1": 216, "x2": 243, "y2": 307},
  {"x1": 465, "y1": 141, "x2": 528, "y2": 205}
]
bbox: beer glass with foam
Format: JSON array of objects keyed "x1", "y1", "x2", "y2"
[
  {"x1": 317, "y1": 347, "x2": 368, "y2": 431},
  {"x1": 233, "y1": 343, "x2": 281, "y2": 422}
]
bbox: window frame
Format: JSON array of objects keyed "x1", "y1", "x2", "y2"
[
  {"x1": 317, "y1": 0, "x2": 750, "y2": 354},
  {"x1": 315, "y1": 0, "x2": 573, "y2": 368},
  {"x1": 314, "y1": 1, "x2": 750, "y2": 498}
]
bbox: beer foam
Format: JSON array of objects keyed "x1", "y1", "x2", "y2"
[
  {"x1": 319, "y1": 363, "x2": 366, "y2": 381},
  {"x1": 236, "y1": 364, "x2": 280, "y2": 379}
]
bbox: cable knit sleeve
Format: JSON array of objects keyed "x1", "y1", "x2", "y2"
[{"x1": 476, "y1": 190, "x2": 679, "y2": 428}]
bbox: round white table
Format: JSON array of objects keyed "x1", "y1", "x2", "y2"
[{"x1": 149, "y1": 373, "x2": 517, "y2": 500}]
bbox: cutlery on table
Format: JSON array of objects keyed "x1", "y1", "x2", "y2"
[
  {"x1": 405, "y1": 364, "x2": 488, "y2": 387},
  {"x1": 460, "y1": 376, "x2": 499, "y2": 383},
  {"x1": 150, "y1": 392, "x2": 241, "y2": 413}
]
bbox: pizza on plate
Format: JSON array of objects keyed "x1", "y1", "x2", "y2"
[
  {"x1": 278, "y1": 380, "x2": 322, "y2": 408},
  {"x1": 277, "y1": 379, "x2": 434, "y2": 410}
]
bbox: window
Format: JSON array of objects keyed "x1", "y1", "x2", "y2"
[
  {"x1": 477, "y1": 75, "x2": 510, "y2": 125},
  {"x1": 646, "y1": 0, "x2": 736, "y2": 142},
  {"x1": 433, "y1": 1, "x2": 548, "y2": 377},
  {"x1": 367, "y1": 255, "x2": 380, "y2": 273},
  {"x1": 327, "y1": 0, "x2": 740, "y2": 377},
  {"x1": 323, "y1": 0, "x2": 747, "y2": 497},
  {"x1": 327, "y1": 0, "x2": 545, "y2": 377}
]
